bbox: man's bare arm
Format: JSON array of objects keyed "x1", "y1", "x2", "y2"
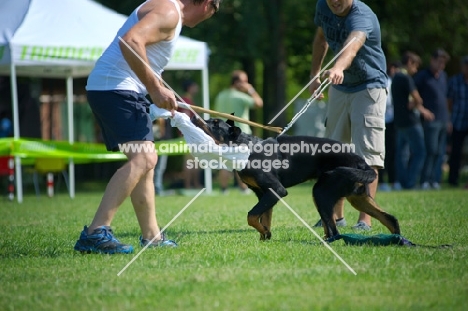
[
  {"x1": 310, "y1": 27, "x2": 329, "y2": 78},
  {"x1": 333, "y1": 31, "x2": 366, "y2": 72},
  {"x1": 309, "y1": 27, "x2": 329, "y2": 97},
  {"x1": 119, "y1": 0, "x2": 179, "y2": 109},
  {"x1": 410, "y1": 89, "x2": 434, "y2": 121},
  {"x1": 324, "y1": 31, "x2": 366, "y2": 84}
]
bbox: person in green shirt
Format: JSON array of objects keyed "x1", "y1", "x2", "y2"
[
  {"x1": 214, "y1": 70, "x2": 263, "y2": 193},
  {"x1": 214, "y1": 70, "x2": 263, "y2": 134}
]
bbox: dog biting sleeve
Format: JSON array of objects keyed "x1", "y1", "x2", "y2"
[{"x1": 170, "y1": 112, "x2": 250, "y2": 171}]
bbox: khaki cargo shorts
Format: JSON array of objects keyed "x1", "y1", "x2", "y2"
[{"x1": 324, "y1": 87, "x2": 387, "y2": 169}]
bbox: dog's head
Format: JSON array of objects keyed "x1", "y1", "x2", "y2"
[{"x1": 191, "y1": 116, "x2": 242, "y2": 144}]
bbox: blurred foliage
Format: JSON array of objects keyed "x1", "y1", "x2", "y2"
[{"x1": 95, "y1": 0, "x2": 468, "y2": 136}]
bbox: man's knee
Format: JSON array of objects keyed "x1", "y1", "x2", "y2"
[
  {"x1": 145, "y1": 152, "x2": 158, "y2": 171},
  {"x1": 126, "y1": 144, "x2": 158, "y2": 172}
]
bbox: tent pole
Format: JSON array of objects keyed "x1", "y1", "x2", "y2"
[
  {"x1": 10, "y1": 63, "x2": 23, "y2": 203},
  {"x1": 201, "y1": 67, "x2": 212, "y2": 194},
  {"x1": 66, "y1": 76, "x2": 75, "y2": 198}
]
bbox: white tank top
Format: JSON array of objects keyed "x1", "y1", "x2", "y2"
[{"x1": 86, "y1": 0, "x2": 182, "y2": 94}]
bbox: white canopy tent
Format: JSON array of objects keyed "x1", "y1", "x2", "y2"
[{"x1": 0, "y1": 0, "x2": 212, "y2": 202}]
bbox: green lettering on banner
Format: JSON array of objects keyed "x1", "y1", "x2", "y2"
[
  {"x1": 44, "y1": 46, "x2": 59, "y2": 60},
  {"x1": 90, "y1": 47, "x2": 103, "y2": 61},
  {"x1": 21, "y1": 46, "x2": 28, "y2": 60},
  {"x1": 172, "y1": 49, "x2": 199, "y2": 63},
  {"x1": 76, "y1": 47, "x2": 84, "y2": 60},
  {"x1": 19, "y1": 45, "x2": 104, "y2": 61},
  {"x1": 30, "y1": 46, "x2": 44, "y2": 60},
  {"x1": 61, "y1": 46, "x2": 74, "y2": 59}
]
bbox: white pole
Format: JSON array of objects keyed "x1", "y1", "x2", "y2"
[
  {"x1": 10, "y1": 62, "x2": 23, "y2": 203},
  {"x1": 201, "y1": 66, "x2": 212, "y2": 194},
  {"x1": 66, "y1": 76, "x2": 75, "y2": 198}
]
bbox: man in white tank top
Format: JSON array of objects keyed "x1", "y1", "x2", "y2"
[{"x1": 75, "y1": 0, "x2": 221, "y2": 254}]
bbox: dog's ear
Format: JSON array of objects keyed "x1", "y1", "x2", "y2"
[
  {"x1": 228, "y1": 125, "x2": 242, "y2": 140},
  {"x1": 226, "y1": 113, "x2": 235, "y2": 127}
]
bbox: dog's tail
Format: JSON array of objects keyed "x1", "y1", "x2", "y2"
[
  {"x1": 324, "y1": 166, "x2": 377, "y2": 196},
  {"x1": 330, "y1": 166, "x2": 377, "y2": 184}
]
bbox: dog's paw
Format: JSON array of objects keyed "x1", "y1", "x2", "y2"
[{"x1": 259, "y1": 231, "x2": 272, "y2": 241}]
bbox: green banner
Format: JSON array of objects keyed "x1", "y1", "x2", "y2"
[
  {"x1": 0, "y1": 138, "x2": 188, "y2": 164},
  {"x1": 20, "y1": 45, "x2": 104, "y2": 62}
]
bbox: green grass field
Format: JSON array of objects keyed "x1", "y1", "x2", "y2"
[{"x1": 1, "y1": 183, "x2": 467, "y2": 311}]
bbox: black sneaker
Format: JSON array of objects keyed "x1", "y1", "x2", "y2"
[
  {"x1": 139, "y1": 231, "x2": 178, "y2": 248},
  {"x1": 74, "y1": 226, "x2": 134, "y2": 254}
]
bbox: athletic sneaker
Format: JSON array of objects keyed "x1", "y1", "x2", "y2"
[
  {"x1": 352, "y1": 221, "x2": 371, "y2": 231},
  {"x1": 240, "y1": 188, "x2": 253, "y2": 195},
  {"x1": 378, "y1": 183, "x2": 392, "y2": 192},
  {"x1": 139, "y1": 232, "x2": 178, "y2": 248},
  {"x1": 421, "y1": 182, "x2": 431, "y2": 190},
  {"x1": 74, "y1": 226, "x2": 134, "y2": 254},
  {"x1": 313, "y1": 218, "x2": 347, "y2": 228},
  {"x1": 393, "y1": 182, "x2": 402, "y2": 191}
]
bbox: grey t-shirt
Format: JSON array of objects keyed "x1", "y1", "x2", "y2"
[{"x1": 314, "y1": 0, "x2": 387, "y2": 93}]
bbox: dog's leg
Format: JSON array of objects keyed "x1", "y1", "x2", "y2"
[
  {"x1": 259, "y1": 208, "x2": 273, "y2": 240},
  {"x1": 312, "y1": 177, "x2": 345, "y2": 239},
  {"x1": 246, "y1": 188, "x2": 271, "y2": 240},
  {"x1": 247, "y1": 183, "x2": 287, "y2": 241},
  {"x1": 346, "y1": 194, "x2": 400, "y2": 235},
  {"x1": 312, "y1": 196, "x2": 343, "y2": 239},
  {"x1": 247, "y1": 191, "x2": 279, "y2": 241}
]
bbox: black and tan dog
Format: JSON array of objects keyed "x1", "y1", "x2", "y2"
[{"x1": 193, "y1": 117, "x2": 400, "y2": 241}]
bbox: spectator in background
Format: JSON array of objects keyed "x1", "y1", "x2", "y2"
[
  {"x1": 379, "y1": 61, "x2": 400, "y2": 191},
  {"x1": 214, "y1": 70, "x2": 263, "y2": 194},
  {"x1": 392, "y1": 51, "x2": 434, "y2": 190},
  {"x1": 179, "y1": 79, "x2": 202, "y2": 190},
  {"x1": 0, "y1": 78, "x2": 13, "y2": 138},
  {"x1": 0, "y1": 112, "x2": 12, "y2": 138},
  {"x1": 179, "y1": 79, "x2": 198, "y2": 118},
  {"x1": 447, "y1": 56, "x2": 468, "y2": 187},
  {"x1": 414, "y1": 49, "x2": 450, "y2": 190}
]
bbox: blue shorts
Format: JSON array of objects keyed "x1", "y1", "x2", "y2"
[{"x1": 87, "y1": 90, "x2": 153, "y2": 151}]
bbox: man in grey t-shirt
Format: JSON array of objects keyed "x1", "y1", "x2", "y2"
[{"x1": 309, "y1": 0, "x2": 387, "y2": 231}]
